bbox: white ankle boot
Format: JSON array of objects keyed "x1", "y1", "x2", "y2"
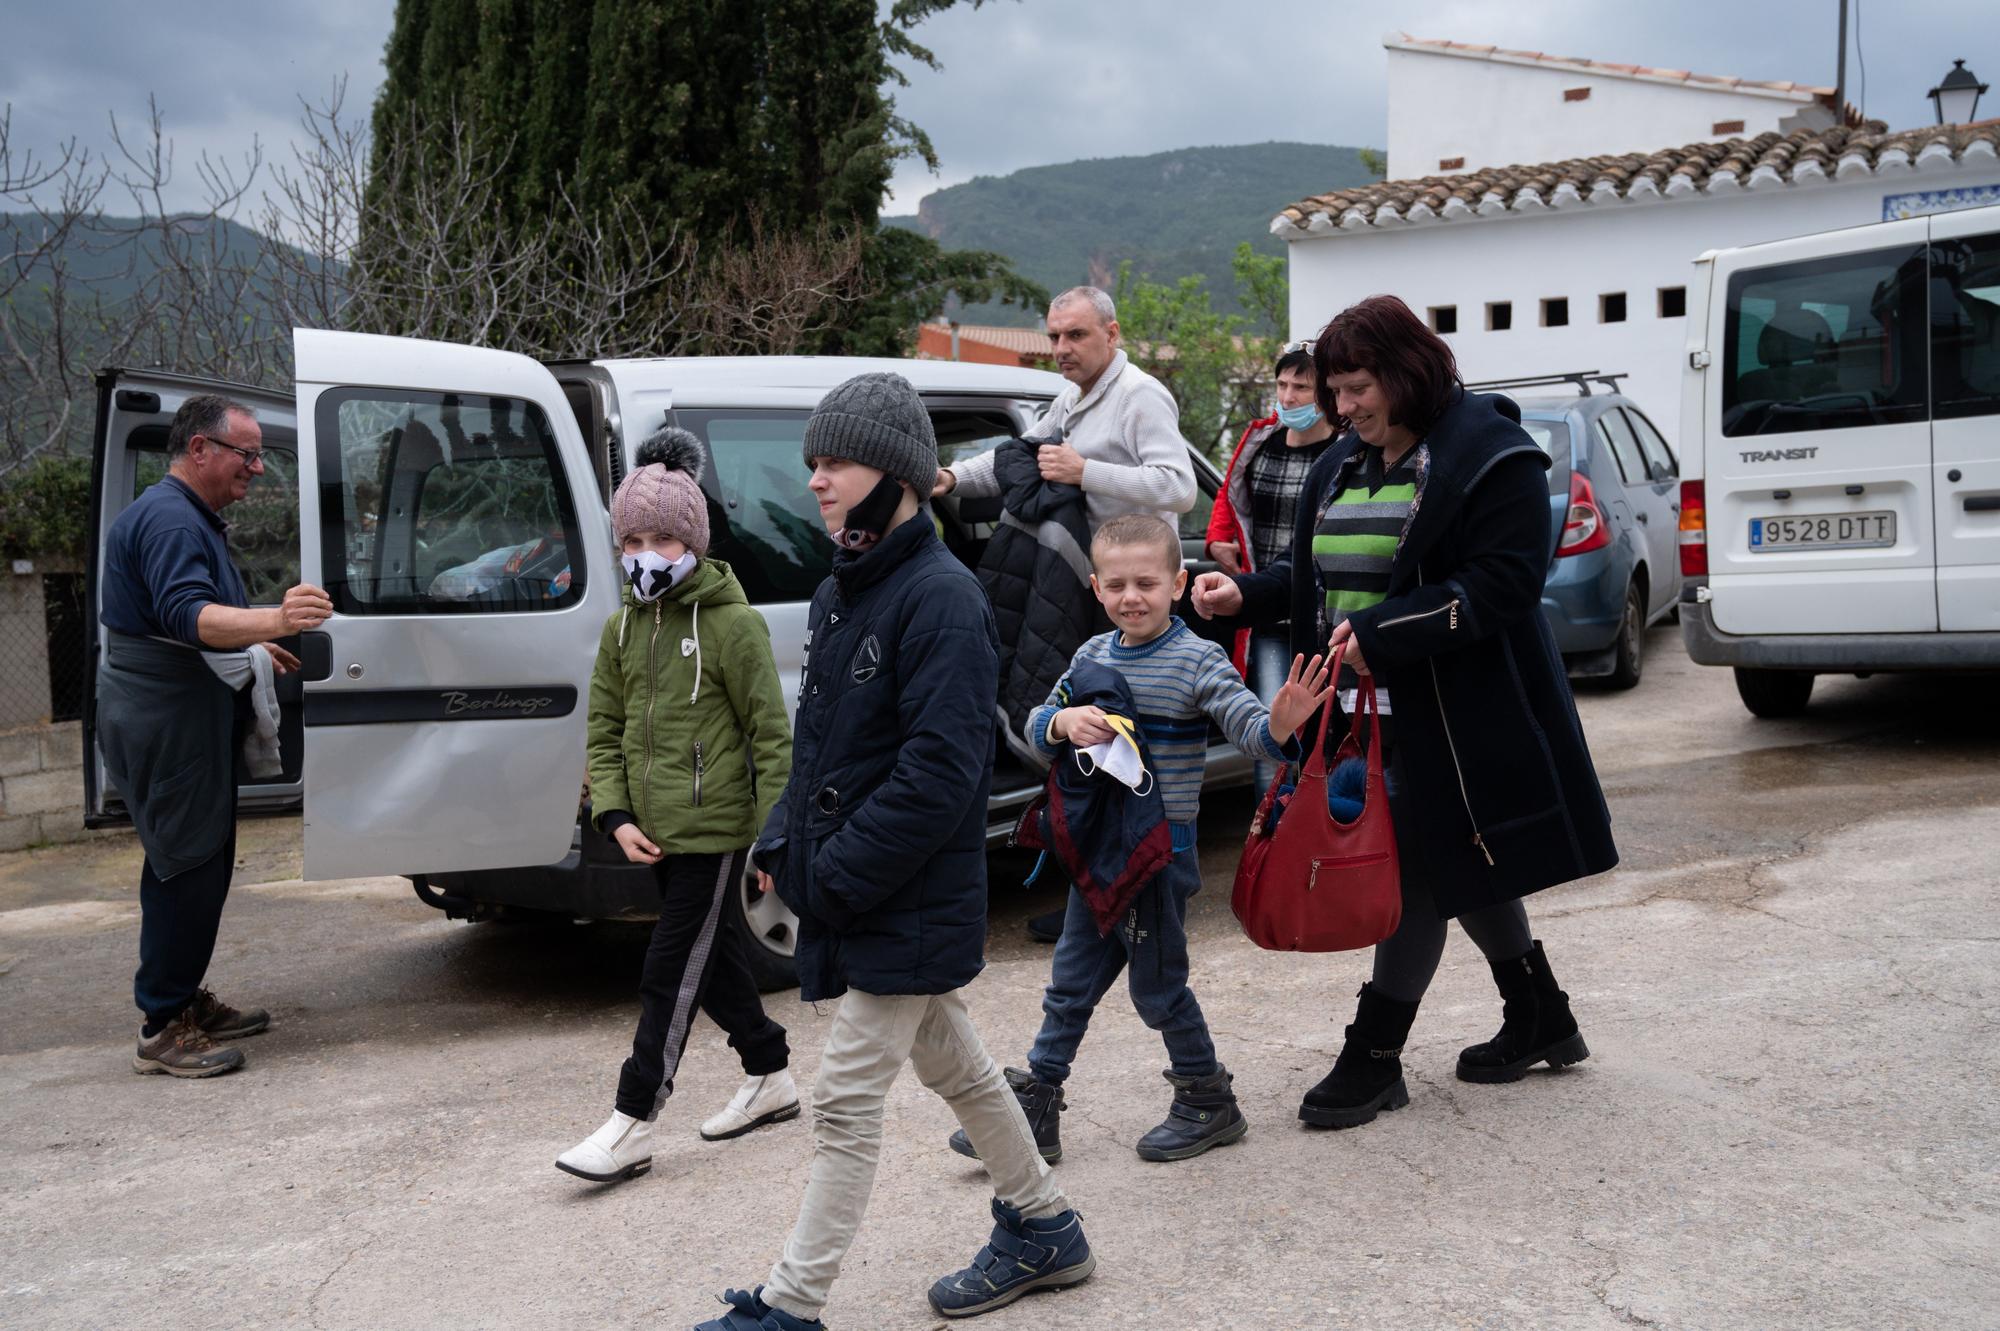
[
  {"x1": 555, "y1": 1110, "x2": 654, "y2": 1182},
  {"x1": 699, "y1": 1071, "x2": 802, "y2": 1141}
]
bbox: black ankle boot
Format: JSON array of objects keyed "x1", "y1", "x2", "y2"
[
  {"x1": 1299, "y1": 983, "x2": 1419, "y2": 1129},
  {"x1": 949, "y1": 1066, "x2": 1065, "y2": 1163},
  {"x1": 1456, "y1": 939, "x2": 1590, "y2": 1084},
  {"x1": 1135, "y1": 1067, "x2": 1248, "y2": 1162}
]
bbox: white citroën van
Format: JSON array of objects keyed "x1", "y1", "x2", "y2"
[
  {"x1": 1677, "y1": 203, "x2": 2000, "y2": 716},
  {"x1": 85, "y1": 334, "x2": 1237, "y2": 989}
]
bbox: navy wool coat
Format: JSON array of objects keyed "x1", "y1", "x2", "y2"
[
  {"x1": 1235, "y1": 389, "x2": 1618, "y2": 916},
  {"x1": 756, "y1": 512, "x2": 998, "y2": 1002}
]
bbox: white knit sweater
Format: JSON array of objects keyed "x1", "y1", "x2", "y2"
[{"x1": 950, "y1": 349, "x2": 1196, "y2": 529}]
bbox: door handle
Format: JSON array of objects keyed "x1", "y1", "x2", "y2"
[
  {"x1": 1966, "y1": 496, "x2": 2000, "y2": 513},
  {"x1": 298, "y1": 631, "x2": 333, "y2": 682}
]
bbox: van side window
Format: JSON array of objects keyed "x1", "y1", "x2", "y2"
[
  {"x1": 675, "y1": 409, "x2": 828, "y2": 604},
  {"x1": 1721, "y1": 244, "x2": 1928, "y2": 437},
  {"x1": 317, "y1": 390, "x2": 585, "y2": 616},
  {"x1": 1594, "y1": 409, "x2": 1645, "y2": 485},
  {"x1": 1933, "y1": 233, "x2": 2000, "y2": 420}
]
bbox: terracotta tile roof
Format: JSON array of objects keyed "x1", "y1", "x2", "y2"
[
  {"x1": 1273, "y1": 119, "x2": 2000, "y2": 238},
  {"x1": 1386, "y1": 32, "x2": 1834, "y2": 103}
]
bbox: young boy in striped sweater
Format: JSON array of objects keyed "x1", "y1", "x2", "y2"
[{"x1": 955, "y1": 514, "x2": 1330, "y2": 1165}]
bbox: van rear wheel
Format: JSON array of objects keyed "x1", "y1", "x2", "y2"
[{"x1": 1733, "y1": 668, "x2": 1814, "y2": 718}]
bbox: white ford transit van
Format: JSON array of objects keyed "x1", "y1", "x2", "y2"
[
  {"x1": 84, "y1": 333, "x2": 1236, "y2": 989},
  {"x1": 1677, "y1": 203, "x2": 2000, "y2": 716}
]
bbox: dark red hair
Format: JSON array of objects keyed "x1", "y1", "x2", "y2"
[{"x1": 1312, "y1": 295, "x2": 1462, "y2": 435}]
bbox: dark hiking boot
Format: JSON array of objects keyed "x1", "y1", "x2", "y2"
[
  {"x1": 1134, "y1": 1067, "x2": 1248, "y2": 1161},
  {"x1": 1457, "y1": 940, "x2": 1590, "y2": 1084},
  {"x1": 927, "y1": 1197, "x2": 1095, "y2": 1318},
  {"x1": 1299, "y1": 983, "x2": 1419, "y2": 1129},
  {"x1": 1025, "y1": 908, "x2": 1065, "y2": 943},
  {"x1": 187, "y1": 986, "x2": 270, "y2": 1040},
  {"x1": 691, "y1": 1286, "x2": 824, "y2": 1330},
  {"x1": 133, "y1": 1009, "x2": 246, "y2": 1078},
  {"x1": 950, "y1": 1066, "x2": 1063, "y2": 1164}
]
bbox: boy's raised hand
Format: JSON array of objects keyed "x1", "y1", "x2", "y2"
[
  {"x1": 613, "y1": 822, "x2": 664, "y2": 865},
  {"x1": 1268, "y1": 653, "x2": 1334, "y2": 740}
]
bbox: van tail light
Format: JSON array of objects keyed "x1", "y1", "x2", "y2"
[
  {"x1": 1557, "y1": 471, "x2": 1609, "y2": 556},
  {"x1": 1679, "y1": 479, "x2": 1708, "y2": 576}
]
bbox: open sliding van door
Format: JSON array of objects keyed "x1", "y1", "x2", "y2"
[
  {"x1": 85, "y1": 370, "x2": 306, "y2": 828},
  {"x1": 293, "y1": 330, "x2": 616, "y2": 880}
]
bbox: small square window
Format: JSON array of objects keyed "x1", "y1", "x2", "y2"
[
  {"x1": 1428, "y1": 305, "x2": 1459, "y2": 334},
  {"x1": 1564, "y1": 86, "x2": 1592, "y2": 103},
  {"x1": 1600, "y1": 292, "x2": 1627, "y2": 323},
  {"x1": 1438, "y1": 156, "x2": 1465, "y2": 171},
  {"x1": 1658, "y1": 286, "x2": 1687, "y2": 318},
  {"x1": 1487, "y1": 301, "x2": 1513, "y2": 332},
  {"x1": 1542, "y1": 297, "x2": 1569, "y2": 328},
  {"x1": 1712, "y1": 119, "x2": 1746, "y2": 135}
]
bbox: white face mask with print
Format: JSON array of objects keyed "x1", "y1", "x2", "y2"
[
  {"x1": 1073, "y1": 716, "x2": 1153, "y2": 796},
  {"x1": 621, "y1": 549, "x2": 696, "y2": 602}
]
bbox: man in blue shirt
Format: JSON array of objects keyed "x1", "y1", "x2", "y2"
[{"x1": 99, "y1": 393, "x2": 331, "y2": 1077}]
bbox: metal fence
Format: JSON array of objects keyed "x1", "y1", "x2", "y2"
[{"x1": 0, "y1": 566, "x2": 86, "y2": 728}]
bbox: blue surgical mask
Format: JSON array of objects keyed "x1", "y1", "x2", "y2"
[{"x1": 1277, "y1": 401, "x2": 1323, "y2": 431}]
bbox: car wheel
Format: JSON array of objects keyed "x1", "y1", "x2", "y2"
[
  {"x1": 1733, "y1": 667, "x2": 1814, "y2": 719},
  {"x1": 1607, "y1": 582, "x2": 1644, "y2": 690},
  {"x1": 730, "y1": 864, "x2": 801, "y2": 993}
]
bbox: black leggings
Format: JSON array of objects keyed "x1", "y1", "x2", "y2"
[{"x1": 1370, "y1": 870, "x2": 1533, "y2": 1004}]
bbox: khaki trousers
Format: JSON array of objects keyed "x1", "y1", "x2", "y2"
[{"x1": 762, "y1": 988, "x2": 1069, "y2": 1319}]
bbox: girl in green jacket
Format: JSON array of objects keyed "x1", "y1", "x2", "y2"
[{"x1": 556, "y1": 430, "x2": 800, "y2": 1184}]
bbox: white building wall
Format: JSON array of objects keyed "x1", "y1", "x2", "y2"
[
  {"x1": 1385, "y1": 45, "x2": 1831, "y2": 178},
  {"x1": 1286, "y1": 163, "x2": 2000, "y2": 450}
]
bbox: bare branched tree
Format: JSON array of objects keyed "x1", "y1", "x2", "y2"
[
  {"x1": 0, "y1": 83, "x2": 877, "y2": 472},
  {"x1": 679, "y1": 206, "x2": 867, "y2": 356}
]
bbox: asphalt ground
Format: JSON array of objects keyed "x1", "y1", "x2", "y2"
[{"x1": 2, "y1": 626, "x2": 1996, "y2": 1330}]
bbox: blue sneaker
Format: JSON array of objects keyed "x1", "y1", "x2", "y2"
[
  {"x1": 690, "y1": 1286, "x2": 824, "y2": 1331},
  {"x1": 927, "y1": 1198, "x2": 1096, "y2": 1318}
]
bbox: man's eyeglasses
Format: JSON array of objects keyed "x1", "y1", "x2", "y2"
[{"x1": 197, "y1": 434, "x2": 266, "y2": 469}]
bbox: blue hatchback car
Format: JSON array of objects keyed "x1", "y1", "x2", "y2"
[{"x1": 1473, "y1": 374, "x2": 1684, "y2": 688}]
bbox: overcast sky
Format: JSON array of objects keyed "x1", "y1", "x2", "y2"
[{"x1": 1, "y1": 0, "x2": 1988, "y2": 216}]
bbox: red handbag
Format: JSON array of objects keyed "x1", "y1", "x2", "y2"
[{"x1": 1231, "y1": 648, "x2": 1402, "y2": 952}]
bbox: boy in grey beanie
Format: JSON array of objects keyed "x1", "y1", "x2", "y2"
[{"x1": 691, "y1": 374, "x2": 1094, "y2": 1331}]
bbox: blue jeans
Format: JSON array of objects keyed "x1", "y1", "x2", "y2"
[
  {"x1": 1027, "y1": 826, "x2": 1219, "y2": 1086},
  {"x1": 1248, "y1": 630, "x2": 1293, "y2": 792}
]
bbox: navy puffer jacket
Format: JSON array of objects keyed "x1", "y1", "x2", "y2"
[{"x1": 756, "y1": 512, "x2": 998, "y2": 1002}]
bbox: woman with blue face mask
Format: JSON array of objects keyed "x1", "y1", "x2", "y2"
[{"x1": 1204, "y1": 342, "x2": 1340, "y2": 792}]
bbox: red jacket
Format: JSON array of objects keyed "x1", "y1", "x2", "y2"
[{"x1": 1206, "y1": 414, "x2": 1280, "y2": 676}]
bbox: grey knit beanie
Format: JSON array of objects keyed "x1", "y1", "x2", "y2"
[
  {"x1": 612, "y1": 427, "x2": 711, "y2": 553},
  {"x1": 801, "y1": 372, "x2": 938, "y2": 494}
]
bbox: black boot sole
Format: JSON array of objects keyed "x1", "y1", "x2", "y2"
[
  {"x1": 554, "y1": 1156, "x2": 653, "y2": 1183},
  {"x1": 1135, "y1": 1114, "x2": 1248, "y2": 1162},
  {"x1": 949, "y1": 1131, "x2": 1061, "y2": 1165},
  {"x1": 1298, "y1": 1076, "x2": 1409, "y2": 1129},
  {"x1": 1455, "y1": 1031, "x2": 1591, "y2": 1084},
  {"x1": 698, "y1": 1100, "x2": 802, "y2": 1142}
]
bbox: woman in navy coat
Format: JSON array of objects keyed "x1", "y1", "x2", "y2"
[{"x1": 1193, "y1": 295, "x2": 1617, "y2": 1129}]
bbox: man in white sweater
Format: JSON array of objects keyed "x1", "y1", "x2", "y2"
[{"x1": 933, "y1": 286, "x2": 1196, "y2": 525}]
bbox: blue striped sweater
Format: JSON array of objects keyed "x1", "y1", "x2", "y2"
[{"x1": 1028, "y1": 617, "x2": 1292, "y2": 824}]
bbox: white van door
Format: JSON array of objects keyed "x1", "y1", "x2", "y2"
[
  {"x1": 1929, "y1": 211, "x2": 2000, "y2": 632},
  {"x1": 1707, "y1": 219, "x2": 1935, "y2": 634},
  {"x1": 294, "y1": 330, "x2": 616, "y2": 880}
]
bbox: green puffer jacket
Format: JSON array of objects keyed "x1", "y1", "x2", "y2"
[{"x1": 586, "y1": 557, "x2": 791, "y2": 852}]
